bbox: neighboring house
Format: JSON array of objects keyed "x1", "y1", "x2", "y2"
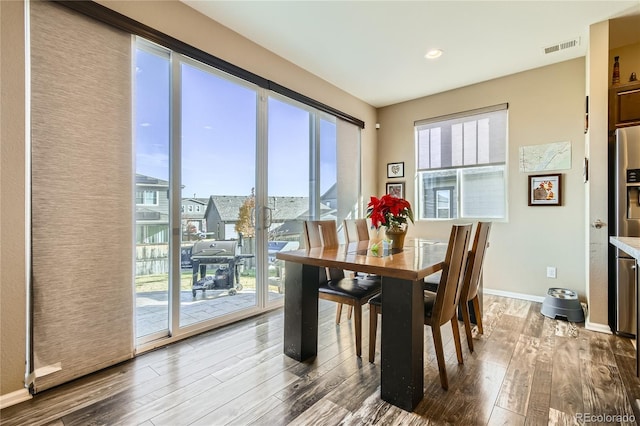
[
  {"x1": 135, "y1": 174, "x2": 169, "y2": 244},
  {"x1": 181, "y1": 197, "x2": 208, "y2": 240},
  {"x1": 320, "y1": 183, "x2": 337, "y2": 213},
  {"x1": 204, "y1": 195, "x2": 332, "y2": 241}
]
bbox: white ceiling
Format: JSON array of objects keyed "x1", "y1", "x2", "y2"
[{"x1": 183, "y1": 1, "x2": 640, "y2": 108}]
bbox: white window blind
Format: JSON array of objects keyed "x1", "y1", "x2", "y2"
[
  {"x1": 30, "y1": 0, "x2": 133, "y2": 392},
  {"x1": 415, "y1": 104, "x2": 508, "y2": 220},
  {"x1": 416, "y1": 104, "x2": 507, "y2": 171},
  {"x1": 336, "y1": 118, "x2": 361, "y2": 225}
]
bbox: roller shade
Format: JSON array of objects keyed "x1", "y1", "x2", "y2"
[{"x1": 30, "y1": 0, "x2": 133, "y2": 392}]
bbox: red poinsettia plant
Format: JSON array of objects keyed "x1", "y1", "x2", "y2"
[{"x1": 366, "y1": 194, "x2": 414, "y2": 230}]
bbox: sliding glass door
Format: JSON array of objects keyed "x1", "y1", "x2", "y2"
[
  {"x1": 265, "y1": 97, "x2": 310, "y2": 302},
  {"x1": 134, "y1": 42, "x2": 171, "y2": 340},
  {"x1": 179, "y1": 58, "x2": 259, "y2": 327},
  {"x1": 134, "y1": 38, "x2": 360, "y2": 347}
]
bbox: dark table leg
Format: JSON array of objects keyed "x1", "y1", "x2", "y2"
[
  {"x1": 283, "y1": 262, "x2": 319, "y2": 361},
  {"x1": 380, "y1": 277, "x2": 424, "y2": 411}
]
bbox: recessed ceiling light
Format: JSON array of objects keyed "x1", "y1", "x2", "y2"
[{"x1": 425, "y1": 49, "x2": 443, "y2": 59}]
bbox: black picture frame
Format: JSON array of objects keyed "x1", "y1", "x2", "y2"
[
  {"x1": 528, "y1": 173, "x2": 562, "y2": 206},
  {"x1": 386, "y1": 182, "x2": 405, "y2": 198},
  {"x1": 387, "y1": 162, "x2": 404, "y2": 178}
]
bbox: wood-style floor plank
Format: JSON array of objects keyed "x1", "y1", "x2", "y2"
[
  {"x1": 495, "y1": 334, "x2": 540, "y2": 415},
  {"x1": 3, "y1": 296, "x2": 640, "y2": 426},
  {"x1": 487, "y1": 406, "x2": 525, "y2": 426},
  {"x1": 580, "y1": 358, "x2": 633, "y2": 420},
  {"x1": 523, "y1": 359, "x2": 552, "y2": 426},
  {"x1": 521, "y1": 303, "x2": 544, "y2": 338},
  {"x1": 549, "y1": 335, "x2": 584, "y2": 418}
]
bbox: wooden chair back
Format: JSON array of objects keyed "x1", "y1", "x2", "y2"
[
  {"x1": 303, "y1": 220, "x2": 343, "y2": 280},
  {"x1": 344, "y1": 218, "x2": 370, "y2": 243},
  {"x1": 432, "y1": 223, "x2": 472, "y2": 327},
  {"x1": 461, "y1": 222, "x2": 492, "y2": 303}
]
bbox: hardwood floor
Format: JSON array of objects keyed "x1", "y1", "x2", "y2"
[{"x1": 2, "y1": 295, "x2": 639, "y2": 425}]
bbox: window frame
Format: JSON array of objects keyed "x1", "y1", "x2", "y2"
[
  {"x1": 136, "y1": 190, "x2": 159, "y2": 206},
  {"x1": 415, "y1": 104, "x2": 508, "y2": 221}
]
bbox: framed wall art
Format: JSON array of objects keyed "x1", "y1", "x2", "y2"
[
  {"x1": 528, "y1": 173, "x2": 561, "y2": 206},
  {"x1": 386, "y1": 182, "x2": 405, "y2": 199},
  {"x1": 387, "y1": 162, "x2": 404, "y2": 178}
]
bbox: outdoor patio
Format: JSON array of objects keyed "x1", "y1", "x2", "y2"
[{"x1": 136, "y1": 286, "x2": 284, "y2": 337}]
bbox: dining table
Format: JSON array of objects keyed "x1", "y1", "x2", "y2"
[{"x1": 276, "y1": 238, "x2": 448, "y2": 411}]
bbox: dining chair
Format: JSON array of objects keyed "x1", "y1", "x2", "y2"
[
  {"x1": 304, "y1": 220, "x2": 381, "y2": 357},
  {"x1": 344, "y1": 218, "x2": 370, "y2": 243},
  {"x1": 368, "y1": 223, "x2": 472, "y2": 390},
  {"x1": 339, "y1": 218, "x2": 380, "y2": 322},
  {"x1": 423, "y1": 221, "x2": 492, "y2": 352}
]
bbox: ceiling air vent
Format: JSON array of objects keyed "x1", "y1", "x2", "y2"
[{"x1": 543, "y1": 37, "x2": 580, "y2": 55}]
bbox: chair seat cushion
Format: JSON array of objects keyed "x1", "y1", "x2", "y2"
[
  {"x1": 423, "y1": 271, "x2": 441, "y2": 292},
  {"x1": 355, "y1": 272, "x2": 380, "y2": 280},
  {"x1": 320, "y1": 277, "x2": 381, "y2": 300},
  {"x1": 424, "y1": 291, "x2": 436, "y2": 319},
  {"x1": 369, "y1": 293, "x2": 381, "y2": 306},
  {"x1": 368, "y1": 291, "x2": 436, "y2": 320}
]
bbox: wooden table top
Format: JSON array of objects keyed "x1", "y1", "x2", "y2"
[{"x1": 275, "y1": 238, "x2": 448, "y2": 282}]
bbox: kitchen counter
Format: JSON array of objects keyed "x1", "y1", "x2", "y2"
[
  {"x1": 610, "y1": 236, "x2": 640, "y2": 259},
  {"x1": 610, "y1": 236, "x2": 640, "y2": 377}
]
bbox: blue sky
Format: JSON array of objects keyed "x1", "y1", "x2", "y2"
[{"x1": 135, "y1": 48, "x2": 336, "y2": 199}]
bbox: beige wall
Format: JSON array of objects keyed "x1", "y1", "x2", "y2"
[
  {"x1": 0, "y1": 0, "x2": 377, "y2": 399},
  {"x1": 377, "y1": 59, "x2": 587, "y2": 305},
  {"x1": 586, "y1": 20, "x2": 611, "y2": 332}
]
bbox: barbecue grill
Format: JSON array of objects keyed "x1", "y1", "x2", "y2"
[{"x1": 190, "y1": 240, "x2": 252, "y2": 297}]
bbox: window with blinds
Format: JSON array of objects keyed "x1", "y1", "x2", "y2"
[{"x1": 415, "y1": 104, "x2": 508, "y2": 220}]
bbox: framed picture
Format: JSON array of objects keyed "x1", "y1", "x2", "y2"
[
  {"x1": 528, "y1": 173, "x2": 561, "y2": 206},
  {"x1": 387, "y1": 162, "x2": 404, "y2": 178},
  {"x1": 386, "y1": 182, "x2": 405, "y2": 199}
]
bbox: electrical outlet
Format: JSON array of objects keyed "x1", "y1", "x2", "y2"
[{"x1": 547, "y1": 266, "x2": 557, "y2": 278}]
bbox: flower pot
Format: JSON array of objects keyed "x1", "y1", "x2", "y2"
[{"x1": 385, "y1": 226, "x2": 407, "y2": 250}]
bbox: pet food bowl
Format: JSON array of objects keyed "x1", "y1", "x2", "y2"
[{"x1": 541, "y1": 287, "x2": 585, "y2": 322}]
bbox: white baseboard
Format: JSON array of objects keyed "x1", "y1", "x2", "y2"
[
  {"x1": 0, "y1": 388, "x2": 31, "y2": 409},
  {"x1": 483, "y1": 288, "x2": 545, "y2": 303},
  {"x1": 585, "y1": 320, "x2": 613, "y2": 334},
  {"x1": 485, "y1": 288, "x2": 614, "y2": 335}
]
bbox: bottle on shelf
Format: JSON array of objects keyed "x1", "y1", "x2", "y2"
[{"x1": 612, "y1": 56, "x2": 620, "y2": 85}]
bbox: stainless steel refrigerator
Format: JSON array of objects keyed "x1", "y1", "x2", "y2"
[{"x1": 615, "y1": 125, "x2": 640, "y2": 336}]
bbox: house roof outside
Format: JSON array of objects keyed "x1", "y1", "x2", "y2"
[
  {"x1": 206, "y1": 195, "x2": 322, "y2": 222},
  {"x1": 183, "y1": 198, "x2": 209, "y2": 205},
  {"x1": 182, "y1": 198, "x2": 209, "y2": 220},
  {"x1": 135, "y1": 174, "x2": 168, "y2": 187}
]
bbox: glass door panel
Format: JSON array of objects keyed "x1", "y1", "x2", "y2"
[
  {"x1": 134, "y1": 43, "x2": 171, "y2": 340},
  {"x1": 319, "y1": 117, "x2": 337, "y2": 221},
  {"x1": 179, "y1": 60, "x2": 258, "y2": 326},
  {"x1": 266, "y1": 97, "x2": 311, "y2": 302}
]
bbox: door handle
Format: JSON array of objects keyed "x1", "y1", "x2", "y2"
[
  {"x1": 264, "y1": 206, "x2": 273, "y2": 230},
  {"x1": 592, "y1": 219, "x2": 606, "y2": 229}
]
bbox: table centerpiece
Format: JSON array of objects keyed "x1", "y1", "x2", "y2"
[{"x1": 366, "y1": 193, "x2": 414, "y2": 249}]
